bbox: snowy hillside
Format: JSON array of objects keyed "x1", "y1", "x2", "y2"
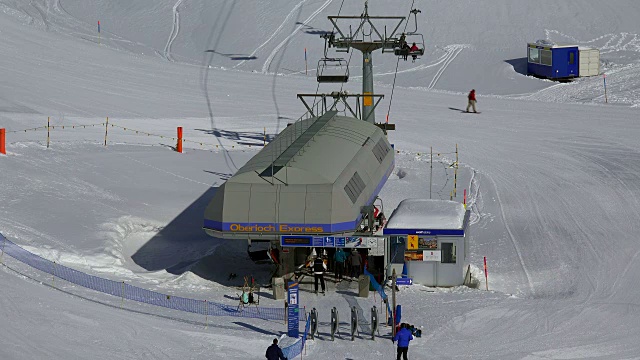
[
  {"x1": 1, "y1": 0, "x2": 640, "y2": 359},
  {"x1": 5, "y1": 0, "x2": 640, "y2": 104}
]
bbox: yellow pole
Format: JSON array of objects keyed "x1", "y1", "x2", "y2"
[
  {"x1": 429, "y1": 147, "x2": 433, "y2": 199},
  {"x1": 47, "y1": 117, "x2": 50, "y2": 148},
  {"x1": 454, "y1": 144, "x2": 458, "y2": 198},
  {"x1": 104, "y1": 117, "x2": 109, "y2": 146}
]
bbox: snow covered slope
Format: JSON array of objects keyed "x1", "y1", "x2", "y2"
[{"x1": 5, "y1": 0, "x2": 640, "y2": 104}]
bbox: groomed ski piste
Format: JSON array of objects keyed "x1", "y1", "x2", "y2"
[{"x1": 1, "y1": 1, "x2": 640, "y2": 359}]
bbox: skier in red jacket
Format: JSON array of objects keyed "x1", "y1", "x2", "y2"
[
  {"x1": 466, "y1": 89, "x2": 477, "y2": 113},
  {"x1": 409, "y1": 42, "x2": 419, "y2": 62}
]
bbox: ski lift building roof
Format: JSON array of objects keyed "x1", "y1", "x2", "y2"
[
  {"x1": 203, "y1": 111, "x2": 395, "y2": 240},
  {"x1": 384, "y1": 199, "x2": 468, "y2": 235}
]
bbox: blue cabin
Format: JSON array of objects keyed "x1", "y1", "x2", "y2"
[{"x1": 527, "y1": 42, "x2": 579, "y2": 79}]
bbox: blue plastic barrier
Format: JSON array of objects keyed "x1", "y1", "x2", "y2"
[{"x1": 364, "y1": 266, "x2": 392, "y2": 317}]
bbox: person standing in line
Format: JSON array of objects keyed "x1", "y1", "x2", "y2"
[
  {"x1": 313, "y1": 255, "x2": 327, "y2": 294},
  {"x1": 334, "y1": 248, "x2": 347, "y2": 282},
  {"x1": 392, "y1": 323, "x2": 414, "y2": 360},
  {"x1": 466, "y1": 89, "x2": 478, "y2": 113},
  {"x1": 349, "y1": 249, "x2": 362, "y2": 279},
  {"x1": 265, "y1": 338, "x2": 287, "y2": 360}
]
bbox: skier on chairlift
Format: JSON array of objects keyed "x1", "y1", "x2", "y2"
[{"x1": 410, "y1": 42, "x2": 419, "y2": 62}]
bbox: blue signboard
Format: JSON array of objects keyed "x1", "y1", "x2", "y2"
[
  {"x1": 324, "y1": 236, "x2": 335, "y2": 247},
  {"x1": 312, "y1": 236, "x2": 324, "y2": 247},
  {"x1": 335, "y1": 237, "x2": 346, "y2": 247},
  {"x1": 287, "y1": 281, "x2": 300, "y2": 337},
  {"x1": 396, "y1": 278, "x2": 413, "y2": 286}
]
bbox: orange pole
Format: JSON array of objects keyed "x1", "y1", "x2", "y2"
[
  {"x1": 0, "y1": 128, "x2": 5, "y2": 154},
  {"x1": 177, "y1": 127, "x2": 183, "y2": 153}
]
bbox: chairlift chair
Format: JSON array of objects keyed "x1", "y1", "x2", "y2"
[
  {"x1": 394, "y1": 33, "x2": 425, "y2": 59},
  {"x1": 317, "y1": 57, "x2": 349, "y2": 83}
]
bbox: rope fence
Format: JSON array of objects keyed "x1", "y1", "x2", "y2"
[
  {"x1": 1, "y1": 117, "x2": 460, "y2": 157},
  {"x1": 1, "y1": 118, "x2": 266, "y2": 150}
]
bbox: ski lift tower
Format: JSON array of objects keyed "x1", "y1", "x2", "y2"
[{"x1": 326, "y1": 1, "x2": 420, "y2": 125}]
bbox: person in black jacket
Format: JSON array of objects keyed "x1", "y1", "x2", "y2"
[
  {"x1": 313, "y1": 256, "x2": 327, "y2": 294},
  {"x1": 265, "y1": 338, "x2": 287, "y2": 360}
]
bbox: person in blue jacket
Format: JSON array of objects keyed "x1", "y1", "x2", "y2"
[
  {"x1": 392, "y1": 323, "x2": 414, "y2": 360},
  {"x1": 334, "y1": 248, "x2": 347, "y2": 282},
  {"x1": 265, "y1": 338, "x2": 287, "y2": 360}
]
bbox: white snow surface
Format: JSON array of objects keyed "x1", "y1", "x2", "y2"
[
  {"x1": 1, "y1": 1, "x2": 640, "y2": 359},
  {"x1": 385, "y1": 199, "x2": 466, "y2": 230}
]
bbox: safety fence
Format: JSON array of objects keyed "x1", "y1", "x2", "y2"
[
  {"x1": 282, "y1": 315, "x2": 311, "y2": 359},
  {"x1": 0, "y1": 232, "x2": 284, "y2": 321},
  {"x1": 1, "y1": 118, "x2": 263, "y2": 151},
  {"x1": 1, "y1": 117, "x2": 461, "y2": 157},
  {"x1": 2, "y1": 119, "x2": 465, "y2": 200}
]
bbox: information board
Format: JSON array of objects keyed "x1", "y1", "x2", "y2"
[
  {"x1": 422, "y1": 250, "x2": 442, "y2": 262},
  {"x1": 281, "y1": 235, "x2": 384, "y2": 250},
  {"x1": 281, "y1": 235, "x2": 313, "y2": 247},
  {"x1": 287, "y1": 281, "x2": 299, "y2": 337},
  {"x1": 323, "y1": 236, "x2": 335, "y2": 247},
  {"x1": 407, "y1": 235, "x2": 418, "y2": 250}
]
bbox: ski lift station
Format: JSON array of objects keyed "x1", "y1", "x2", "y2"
[
  {"x1": 383, "y1": 199, "x2": 470, "y2": 287},
  {"x1": 527, "y1": 40, "x2": 600, "y2": 79},
  {"x1": 203, "y1": 2, "x2": 440, "y2": 281}
]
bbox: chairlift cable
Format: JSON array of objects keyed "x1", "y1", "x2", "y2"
[
  {"x1": 386, "y1": 0, "x2": 416, "y2": 123},
  {"x1": 311, "y1": 0, "x2": 346, "y2": 112}
]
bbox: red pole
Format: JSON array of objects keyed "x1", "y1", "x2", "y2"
[
  {"x1": 177, "y1": 127, "x2": 183, "y2": 153},
  {"x1": 0, "y1": 128, "x2": 5, "y2": 154},
  {"x1": 483, "y1": 256, "x2": 488, "y2": 291}
]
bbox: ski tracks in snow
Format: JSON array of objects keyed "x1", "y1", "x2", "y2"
[
  {"x1": 486, "y1": 173, "x2": 537, "y2": 296},
  {"x1": 164, "y1": 0, "x2": 185, "y2": 62},
  {"x1": 233, "y1": 0, "x2": 308, "y2": 69},
  {"x1": 545, "y1": 29, "x2": 640, "y2": 55},
  {"x1": 261, "y1": 0, "x2": 333, "y2": 74},
  {"x1": 428, "y1": 44, "x2": 468, "y2": 89}
]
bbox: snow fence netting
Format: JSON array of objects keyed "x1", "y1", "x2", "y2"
[
  {"x1": 282, "y1": 314, "x2": 311, "y2": 359},
  {"x1": 0, "y1": 233, "x2": 284, "y2": 321}
]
